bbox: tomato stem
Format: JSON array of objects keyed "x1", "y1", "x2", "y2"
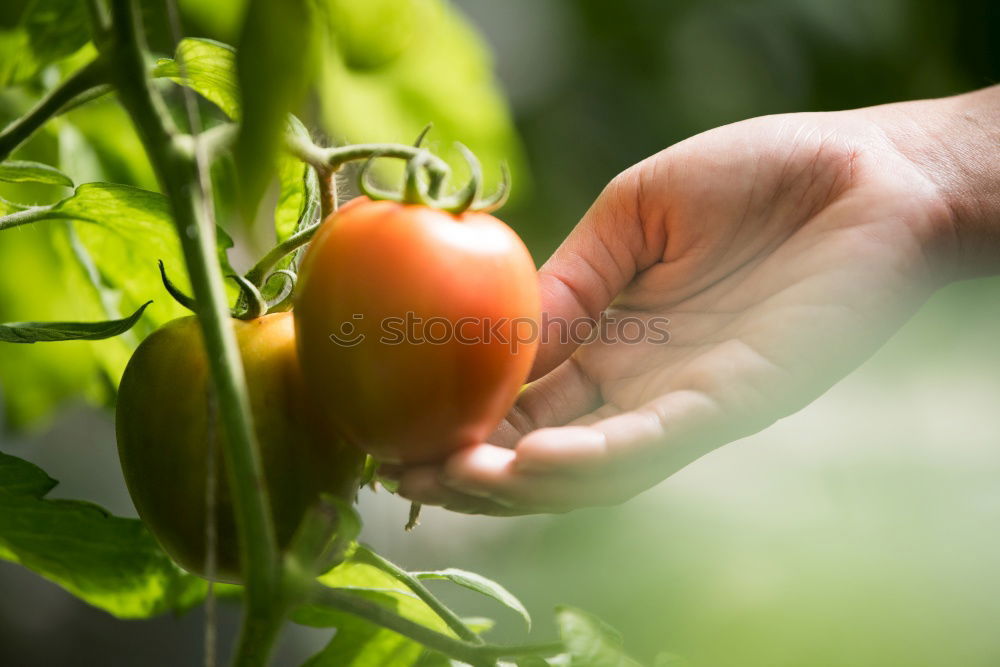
[
  {"x1": 244, "y1": 223, "x2": 319, "y2": 288},
  {"x1": 318, "y1": 169, "x2": 338, "y2": 219},
  {"x1": 353, "y1": 545, "x2": 483, "y2": 645},
  {"x1": 100, "y1": 1, "x2": 281, "y2": 665},
  {"x1": 307, "y1": 587, "x2": 564, "y2": 664},
  {"x1": 0, "y1": 58, "x2": 109, "y2": 162},
  {"x1": 229, "y1": 274, "x2": 266, "y2": 320}
]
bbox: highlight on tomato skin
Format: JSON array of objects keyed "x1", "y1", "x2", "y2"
[
  {"x1": 115, "y1": 312, "x2": 366, "y2": 583},
  {"x1": 293, "y1": 197, "x2": 541, "y2": 465}
]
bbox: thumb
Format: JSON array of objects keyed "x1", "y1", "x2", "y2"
[{"x1": 529, "y1": 169, "x2": 648, "y2": 379}]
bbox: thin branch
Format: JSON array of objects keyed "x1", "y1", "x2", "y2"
[
  {"x1": 174, "y1": 123, "x2": 238, "y2": 163},
  {"x1": 0, "y1": 204, "x2": 55, "y2": 233},
  {"x1": 0, "y1": 60, "x2": 108, "y2": 162},
  {"x1": 354, "y1": 546, "x2": 482, "y2": 645},
  {"x1": 318, "y1": 169, "x2": 337, "y2": 220},
  {"x1": 326, "y1": 143, "x2": 451, "y2": 175},
  {"x1": 244, "y1": 222, "x2": 320, "y2": 287},
  {"x1": 101, "y1": 2, "x2": 281, "y2": 665},
  {"x1": 284, "y1": 131, "x2": 451, "y2": 180},
  {"x1": 308, "y1": 588, "x2": 564, "y2": 664}
]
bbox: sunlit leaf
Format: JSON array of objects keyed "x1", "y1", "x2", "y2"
[
  {"x1": 0, "y1": 182, "x2": 240, "y2": 337},
  {"x1": 153, "y1": 38, "x2": 241, "y2": 120},
  {"x1": 0, "y1": 222, "x2": 109, "y2": 429},
  {"x1": 274, "y1": 147, "x2": 312, "y2": 243},
  {"x1": 414, "y1": 569, "x2": 531, "y2": 630},
  {"x1": 302, "y1": 602, "x2": 425, "y2": 667},
  {"x1": 0, "y1": 160, "x2": 73, "y2": 187},
  {"x1": 0, "y1": 0, "x2": 90, "y2": 86},
  {"x1": 462, "y1": 616, "x2": 495, "y2": 635},
  {"x1": 233, "y1": 0, "x2": 317, "y2": 222},
  {"x1": 41, "y1": 183, "x2": 193, "y2": 337},
  {"x1": 0, "y1": 451, "x2": 207, "y2": 617},
  {"x1": 61, "y1": 99, "x2": 158, "y2": 191},
  {"x1": 555, "y1": 606, "x2": 641, "y2": 667},
  {"x1": 0, "y1": 195, "x2": 29, "y2": 216},
  {"x1": 295, "y1": 558, "x2": 455, "y2": 667}
]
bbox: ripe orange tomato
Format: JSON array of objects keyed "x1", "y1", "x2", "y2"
[
  {"x1": 116, "y1": 313, "x2": 364, "y2": 582},
  {"x1": 293, "y1": 197, "x2": 540, "y2": 464}
]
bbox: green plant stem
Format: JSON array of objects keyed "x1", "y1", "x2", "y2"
[
  {"x1": 175, "y1": 123, "x2": 238, "y2": 162},
  {"x1": 102, "y1": 1, "x2": 280, "y2": 665},
  {"x1": 354, "y1": 546, "x2": 482, "y2": 645},
  {"x1": 0, "y1": 59, "x2": 108, "y2": 162},
  {"x1": 308, "y1": 588, "x2": 563, "y2": 664},
  {"x1": 0, "y1": 204, "x2": 54, "y2": 232},
  {"x1": 318, "y1": 169, "x2": 337, "y2": 219},
  {"x1": 244, "y1": 222, "x2": 319, "y2": 287},
  {"x1": 233, "y1": 607, "x2": 289, "y2": 667},
  {"x1": 254, "y1": 133, "x2": 457, "y2": 288},
  {"x1": 285, "y1": 132, "x2": 451, "y2": 179}
]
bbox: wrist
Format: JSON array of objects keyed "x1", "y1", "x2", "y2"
[{"x1": 880, "y1": 86, "x2": 1000, "y2": 279}]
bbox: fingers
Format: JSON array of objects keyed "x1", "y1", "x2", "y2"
[
  {"x1": 390, "y1": 463, "x2": 524, "y2": 516},
  {"x1": 395, "y1": 389, "x2": 728, "y2": 515},
  {"x1": 495, "y1": 357, "x2": 602, "y2": 447},
  {"x1": 530, "y1": 168, "x2": 653, "y2": 379}
]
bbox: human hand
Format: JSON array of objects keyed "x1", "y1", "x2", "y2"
[{"x1": 387, "y1": 87, "x2": 999, "y2": 515}]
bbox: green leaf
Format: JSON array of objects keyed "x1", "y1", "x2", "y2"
[
  {"x1": 44, "y1": 183, "x2": 193, "y2": 335},
  {"x1": 22, "y1": 0, "x2": 90, "y2": 66},
  {"x1": 555, "y1": 606, "x2": 641, "y2": 667},
  {"x1": 0, "y1": 451, "x2": 207, "y2": 618},
  {"x1": 295, "y1": 558, "x2": 455, "y2": 667},
  {"x1": 152, "y1": 38, "x2": 241, "y2": 120},
  {"x1": 516, "y1": 657, "x2": 560, "y2": 667},
  {"x1": 318, "y1": 0, "x2": 526, "y2": 201},
  {"x1": 0, "y1": 0, "x2": 91, "y2": 86},
  {"x1": 0, "y1": 182, "x2": 240, "y2": 420},
  {"x1": 0, "y1": 222, "x2": 110, "y2": 428},
  {"x1": 0, "y1": 160, "x2": 73, "y2": 187},
  {"x1": 233, "y1": 0, "x2": 317, "y2": 222},
  {"x1": 274, "y1": 147, "x2": 312, "y2": 243},
  {"x1": 0, "y1": 195, "x2": 29, "y2": 216},
  {"x1": 414, "y1": 569, "x2": 531, "y2": 631},
  {"x1": 0, "y1": 300, "x2": 151, "y2": 343},
  {"x1": 0, "y1": 182, "x2": 236, "y2": 337},
  {"x1": 304, "y1": 561, "x2": 453, "y2": 634},
  {"x1": 463, "y1": 616, "x2": 495, "y2": 635},
  {"x1": 302, "y1": 601, "x2": 425, "y2": 667}
]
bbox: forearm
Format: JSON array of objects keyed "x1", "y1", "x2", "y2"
[{"x1": 881, "y1": 85, "x2": 1000, "y2": 276}]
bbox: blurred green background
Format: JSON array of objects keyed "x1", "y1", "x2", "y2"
[{"x1": 2, "y1": 0, "x2": 999, "y2": 665}]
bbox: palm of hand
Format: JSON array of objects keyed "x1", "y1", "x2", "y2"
[{"x1": 393, "y1": 111, "x2": 953, "y2": 515}]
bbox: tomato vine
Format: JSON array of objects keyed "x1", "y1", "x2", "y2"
[{"x1": 0, "y1": 1, "x2": 641, "y2": 665}]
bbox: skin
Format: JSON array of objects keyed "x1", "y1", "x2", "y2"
[
  {"x1": 387, "y1": 85, "x2": 1000, "y2": 516},
  {"x1": 116, "y1": 313, "x2": 365, "y2": 582}
]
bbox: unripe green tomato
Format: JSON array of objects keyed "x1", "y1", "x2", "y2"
[
  {"x1": 293, "y1": 197, "x2": 541, "y2": 464},
  {"x1": 116, "y1": 312, "x2": 364, "y2": 583}
]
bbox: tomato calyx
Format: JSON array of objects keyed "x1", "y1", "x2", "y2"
[
  {"x1": 158, "y1": 128, "x2": 511, "y2": 321},
  {"x1": 158, "y1": 258, "x2": 293, "y2": 320},
  {"x1": 358, "y1": 140, "x2": 509, "y2": 215}
]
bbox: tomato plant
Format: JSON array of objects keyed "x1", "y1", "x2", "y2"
[
  {"x1": 295, "y1": 190, "x2": 540, "y2": 464},
  {"x1": 116, "y1": 313, "x2": 365, "y2": 582},
  {"x1": 0, "y1": 1, "x2": 642, "y2": 666}
]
